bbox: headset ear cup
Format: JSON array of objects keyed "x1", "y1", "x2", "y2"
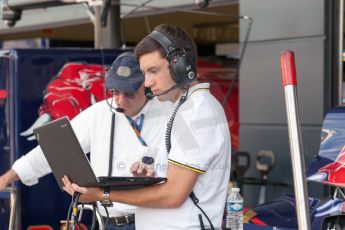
[
  {"x1": 167, "y1": 54, "x2": 179, "y2": 84},
  {"x1": 169, "y1": 53, "x2": 196, "y2": 85},
  {"x1": 148, "y1": 31, "x2": 196, "y2": 86}
]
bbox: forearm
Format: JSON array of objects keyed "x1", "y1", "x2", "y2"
[
  {"x1": 3, "y1": 169, "x2": 19, "y2": 182},
  {"x1": 63, "y1": 163, "x2": 198, "y2": 208},
  {"x1": 109, "y1": 162, "x2": 198, "y2": 208},
  {"x1": 110, "y1": 183, "x2": 183, "y2": 208},
  {"x1": 62, "y1": 177, "x2": 177, "y2": 207},
  {"x1": 0, "y1": 169, "x2": 19, "y2": 190}
]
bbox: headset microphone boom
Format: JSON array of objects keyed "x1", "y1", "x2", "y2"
[{"x1": 145, "y1": 84, "x2": 180, "y2": 99}]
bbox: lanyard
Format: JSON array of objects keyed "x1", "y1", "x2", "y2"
[{"x1": 126, "y1": 114, "x2": 147, "y2": 146}]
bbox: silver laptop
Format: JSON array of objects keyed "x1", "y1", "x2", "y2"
[{"x1": 33, "y1": 116, "x2": 166, "y2": 191}]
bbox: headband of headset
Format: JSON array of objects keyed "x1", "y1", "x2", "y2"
[{"x1": 148, "y1": 30, "x2": 196, "y2": 86}]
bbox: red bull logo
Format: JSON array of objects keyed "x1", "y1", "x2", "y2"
[{"x1": 21, "y1": 62, "x2": 111, "y2": 141}]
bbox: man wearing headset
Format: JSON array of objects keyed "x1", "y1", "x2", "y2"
[
  {"x1": 0, "y1": 52, "x2": 172, "y2": 230},
  {"x1": 63, "y1": 24, "x2": 231, "y2": 230}
]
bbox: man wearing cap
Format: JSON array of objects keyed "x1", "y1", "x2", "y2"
[
  {"x1": 0, "y1": 52, "x2": 172, "y2": 229},
  {"x1": 62, "y1": 24, "x2": 231, "y2": 230}
]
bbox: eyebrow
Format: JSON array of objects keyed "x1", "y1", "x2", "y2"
[{"x1": 146, "y1": 66, "x2": 160, "y2": 72}]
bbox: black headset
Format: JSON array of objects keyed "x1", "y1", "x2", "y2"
[{"x1": 148, "y1": 30, "x2": 196, "y2": 86}]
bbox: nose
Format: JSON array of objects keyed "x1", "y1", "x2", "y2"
[
  {"x1": 144, "y1": 74, "x2": 153, "y2": 88},
  {"x1": 115, "y1": 94, "x2": 127, "y2": 107}
]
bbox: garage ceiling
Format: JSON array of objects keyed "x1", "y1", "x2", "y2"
[{"x1": 0, "y1": 0, "x2": 238, "y2": 45}]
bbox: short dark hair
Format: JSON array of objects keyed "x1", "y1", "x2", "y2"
[{"x1": 134, "y1": 24, "x2": 198, "y2": 69}]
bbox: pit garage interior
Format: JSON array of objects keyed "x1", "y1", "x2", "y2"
[{"x1": 1, "y1": 0, "x2": 345, "y2": 228}]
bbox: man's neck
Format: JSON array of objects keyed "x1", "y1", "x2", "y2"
[
  {"x1": 170, "y1": 89, "x2": 184, "y2": 103},
  {"x1": 126, "y1": 99, "x2": 148, "y2": 118}
]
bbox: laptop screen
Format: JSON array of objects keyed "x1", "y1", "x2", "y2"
[{"x1": 33, "y1": 116, "x2": 166, "y2": 190}]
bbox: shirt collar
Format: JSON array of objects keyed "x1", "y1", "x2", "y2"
[
  {"x1": 131, "y1": 99, "x2": 153, "y2": 120},
  {"x1": 188, "y1": 82, "x2": 210, "y2": 96},
  {"x1": 173, "y1": 82, "x2": 210, "y2": 105}
]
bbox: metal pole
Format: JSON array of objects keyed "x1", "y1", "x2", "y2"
[
  {"x1": 7, "y1": 53, "x2": 21, "y2": 230},
  {"x1": 4, "y1": 187, "x2": 17, "y2": 230},
  {"x1": 94, "y1": 0, "x2": 121, "y2": 49},
  {"x1": 280, "y1": 50, "x2": 311, "y2": 230}
]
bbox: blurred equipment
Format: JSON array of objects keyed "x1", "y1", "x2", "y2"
[
  {"x1": 256, "y1": 150, "x2": 275, "y2": 204},
  {"x1": 232, "y1": 151, "x2": 251, "y2": 193},
  {"x1": 194, "y1": 0, "x2": 211, "y2": 8},
  {"x1": 321, "y1": 214, "x2": 345, "y2": 230},
  {"x1": 0, "y1": 0, "x2": 121, "y2": 48},
  {"x1": 60, "y1": 204, "x2": 99, "y2": 230},
  {"x1": 0, "y1": 0, "x2": 68, "y2": 27},
  {"x1": 243, "y1": 194, "x2": 320, "y2": 229},
  {"x1": 0, "y1": 3, "x2": 21, "y2": 27}
]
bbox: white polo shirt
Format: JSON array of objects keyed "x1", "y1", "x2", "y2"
[
  {"x1": 136, "y1": 83, "x2": 231, "y2": 230},
  {"x1": 12, "y1": 97, "x2": 173, "y2": 217}
]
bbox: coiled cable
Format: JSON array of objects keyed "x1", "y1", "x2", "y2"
[{"x1": 165, "y1": 88, "x2": 189, "y2": 153}]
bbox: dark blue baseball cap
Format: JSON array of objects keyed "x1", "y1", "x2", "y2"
[{"x1": 105, "y1": 52, "x2": 144, "y2": 93}]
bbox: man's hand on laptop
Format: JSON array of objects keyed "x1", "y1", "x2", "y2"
[
  {"x1": 62, "y1": 175, "x2": 103, "y2": 203},
  {"x1": 130, "y1": 162, "x2": 155, "y2": 177}
]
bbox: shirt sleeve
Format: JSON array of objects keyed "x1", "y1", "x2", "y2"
[
  {"x1": 168, "y1": 127, "x2": 223, "y2": 174},
  {"x1": 12, "y1": 145, "x2": 51, "y2": 186},
  {"x1": 168, "y1": 95, "x2": 227, "y2": 174}
]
